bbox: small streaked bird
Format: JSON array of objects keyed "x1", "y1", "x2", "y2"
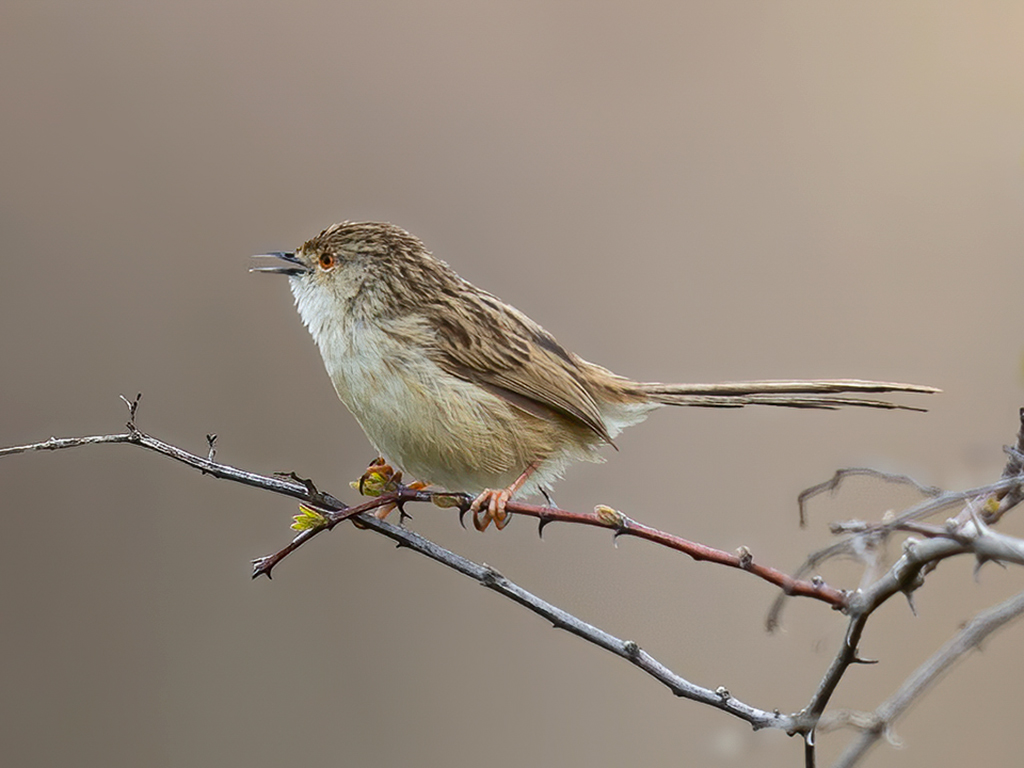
[{"x1": 254, "y1": 222, "x2": 937, "y2": 530}]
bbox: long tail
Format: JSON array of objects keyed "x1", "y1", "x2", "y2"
[{"x1": 633, "y1": 379, "x2": 940, "y2": 411}]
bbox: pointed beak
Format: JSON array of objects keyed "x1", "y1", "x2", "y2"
[{"x1": 250, "y1": 251, "x2": 310, "y2": 276}]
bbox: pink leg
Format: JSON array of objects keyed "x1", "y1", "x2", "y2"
[{"x1": 469, "y1": 463, "x2": 539, "y2": 532}]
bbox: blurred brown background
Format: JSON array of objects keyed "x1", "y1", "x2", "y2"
[{"x1": 2, "y1": 2, "x2": 1023, "y2": 766}]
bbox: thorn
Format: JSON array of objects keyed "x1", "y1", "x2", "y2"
[
  {"x1": 540, "y1": 486, "x2": 556, "y2": 507},
  {"x1": 396, "y1": 498, "x2": 413, "y2": 525},
  {"x1": 251, "y1": 556, "x2": 274, "y2": 580},
  {"x1": 883, "y1": 725, "x2": 904, "y2": 748},
  {"x1": 974, "y1": 555, "x2": 1006, "y2": 581},
  {"x1": 851, "y1": 654, "x2": 879, "y2": 665},
  {"x1": 537, "y1": 516, "x2": 552, "y2": 538},
  {"x1": 275, "y1": 471, "x2": 319, "y2": 497},
  {"x1": 206, "y1": 433, "x2": 217, "y2": 462},
  {"x1": 903, "y1": 590, "x2": 918, "y2": 616}
]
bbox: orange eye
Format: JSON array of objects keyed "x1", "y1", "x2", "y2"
[{"x1": 318, "y1": 252, "x2": 335, "y2": 270}]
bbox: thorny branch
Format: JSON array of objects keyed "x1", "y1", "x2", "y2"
[
  {"x1": 828, "y1": 587, "x2": 1024, "y2": 767},
  {"x1": 791, "y1": 407, "x2": 1024, "y2": 767},
  {"x1": 4, "y1": 398, "x2": 1024, "y2": 767}
]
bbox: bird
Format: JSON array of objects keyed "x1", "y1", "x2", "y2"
[{"x1": 253, "y1": 221, "x2": 937, "y2": 531}]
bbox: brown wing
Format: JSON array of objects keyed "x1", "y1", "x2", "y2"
[{"x1": 423, "y1": 286, "x2": 613, "y2": 444}]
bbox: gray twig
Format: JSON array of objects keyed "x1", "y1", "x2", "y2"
[
  {"x1": 830, "y1": 588, "x2": 1024, "y2": 767},
  {"x1": 791, "y1": 408, "x2": 1024, "y2": 767}
]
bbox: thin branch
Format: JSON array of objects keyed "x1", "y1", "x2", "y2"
[
  {"x1": 766, "y1": 532, "x2": 886, "y2": 633},
  {"x1": 800, "y1": 522, "x2": 1004, "y2": 724},
  {"x1": 498, "y1": 502, "x2": 847, "y2": 607},
  {"x1": 0, "y1": 426, "x2": 848, "y2": 607},
  {"x1": 802, "y1": 505, "x2": 1024, "y2": 740},
  {"x1": 0, "y1": 432, "x2": 133, "y2": 457},
  {"x1": 0, "y1": 429, "x2": 345, "y2": 508},
  {"x1": 349, "y1": 512, "x2": 795, "y2": 731},
  {"x1": 987, "y1": 406, "x2": 1024, "y2": 521},
  {"x1": 797, "y1": 467, "x2": 943, "y2": 527},
  {"x1": 768, "y1": 480, "x2": 1024, "y2": 631},
  {"x1": 790, "y1": 410, "x2": 1024, "y2": 766},
  {"x1": 772, "y1": 410, "x2": 1024, "y2": 632},
  {"x1": 830, "y1": 588, "x2": 1024, "y2": 768}
]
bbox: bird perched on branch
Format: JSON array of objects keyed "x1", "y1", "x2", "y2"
[{"x1": 254, "y1": 221, "x2": 937, "y2": 531}]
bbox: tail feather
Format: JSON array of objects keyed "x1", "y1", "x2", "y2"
[{"x1": 635, "y1": 379, "x2": 939, "y2": 411}]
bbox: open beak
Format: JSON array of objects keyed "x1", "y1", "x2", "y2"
[{"x1": 250, "y1": 251, "x2": 309, "y2": 276}]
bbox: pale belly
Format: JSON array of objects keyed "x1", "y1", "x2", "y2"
[{"x1": 323, "y1": 333, "x2": 604, "y2": 495}]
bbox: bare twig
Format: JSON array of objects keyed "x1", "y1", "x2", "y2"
[
  {"x1": 804, "y1": 513, "x2": 1024, "y2": 735},
  {"x1": 771, "y1": 411, "x2": 1024, "y2": 634},
  {"x1": 0, "y1": 433, "x2": 133, "y2": 457},
  {"x1": 494, "y1": 502, "x2": 848, "y2": 607},
  {"x1": 790, "y1": 410, "x2": 1024, "y2": 767},
  {"x1": 347, "y1": 512, "x2": 795, "y2": 731},
  {"x1": 830, "y1": 588, "x2": 1024, "y2": 767},
  {"x1": 798, "y1": 467, "x2": 943, "y2": 527}
]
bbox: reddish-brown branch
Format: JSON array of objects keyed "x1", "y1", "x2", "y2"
[
  {"x1": 246, "y1": 486, "x2": 846, "y2": 607},
  {"x1": 507, "y1": 501, "x2": 848, "y2": 607}
]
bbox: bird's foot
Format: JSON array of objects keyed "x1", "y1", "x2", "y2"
[
  {"x1": 351, "y1": 458, "x2": 427, "y2": 523},
  {"x1": 470, "y1": 487, "x2": 514, "y2": 531},
  {"x1": 351, "y1": 457, "x2": 402, "y2": 497},
  {"x1": 468, "y1": 462, "x2": 541, "y2": 532}
]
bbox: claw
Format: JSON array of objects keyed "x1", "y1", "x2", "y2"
[
  {"x1": 470, "y1": 487, "x2": 515, "y2": 531},
  {"x1": 470, "y1": 489, "x2": 492, "y2": 531},
  {"x1": 468, "y1": 462, "x2": 540, "y2": 533},
  {"x1": 353, "y1": 458, "x2": 401, "y2": 497}
]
